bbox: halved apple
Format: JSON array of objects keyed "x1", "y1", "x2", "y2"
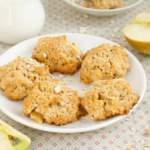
[
  {"x1": 123, "y1": 24, "x2": 150, "y2": 54},
  {"x1": 132, "y1": 12, "x2": 150, "y2": 24},
  {"x1": 0, "y1": 119, "x2": 31, "y2": 150}
]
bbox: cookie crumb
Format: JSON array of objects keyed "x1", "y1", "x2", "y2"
[
  {"x1": 123, "y1": 38, "x2": 126, "y2": 42},
  {"x1": 114, "y1": 28, "x2": 119, "y2": 32},
  {"x1": 111, "y1": 20, "x2": 115, "y2": 24},
  {"x1": 123, "y1": 2, "x2": 128, "y2": 5},
  {"x1": 79, "y1": 27, "x2": 87, "y2": 33},
  {"x1": 124, "y1": 147, "x2": 133, "y2": 150},
  {"x1": 62, "y1": 21, "x2": 66, "y2": 24},
  {"x1": 125, "y1": 118, "x2": 130, "y2": 121},
  {"x1": 56, "y1": 15, "x2": 61, "y2": 19},
  {"x1": 83, "y1": 14, "x2": 89, "y2": 18},
  {"x1": 117, "y1": 35, "x2": 121, "y2": 39},
  {"x1": 135, "y1": 146, "x2": 139, "y2": 150},
  {"x1": 135, "y1": 139, "x2": 140, "y2": 143},
  {"x1": 130, "y1": 127, "x2": 135, "y2": 131},
  {"x1": 76, "y1": 14, "x2": 80, "y2": 18},
  {"x1": 111, "y1": 33, "x2": 115, "y2": 38},
  {"x1": 146, "y1": 126, "x2": 150, "y2": 134}
]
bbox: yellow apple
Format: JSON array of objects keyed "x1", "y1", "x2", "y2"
[
  {"x1": 123, "y1": 24, "x2": 150, "y2": 54},
  {"x1": 0, "y1": 119, "x2": 31, "y2": 150},
  {"x1": 132, "y1": 12, "x2": 150, "y2": 24}
]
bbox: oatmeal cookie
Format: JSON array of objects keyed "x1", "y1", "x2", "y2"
[
  {"x1": 77, "y1": 105, "x2": 87, "y2": 119},
  {"x1": 92, "y1": 0, "x2": 123, "y2": 9},
  {"x1": 81, "y1": 79, "x2": 139, "y2": 120},
  {"x1": 0, "y1": 56, "x2": 50, "y2": 100},
  {"x1": 23, "y1": 79, "x2": 80, "y2": 125},
  {"x1": 75, "y1": 0, "x2": 123, "y2": 9},
  {"x1": 32, "y1": 35, "x2": 83, "y2": 75},
  {"x1": 80, "y1": 44, "x2": 130, "y2": 83}
]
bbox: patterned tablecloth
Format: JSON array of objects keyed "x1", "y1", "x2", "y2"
[{"x1": 0, "y1": 0, "x2": 150, "y2": 149}]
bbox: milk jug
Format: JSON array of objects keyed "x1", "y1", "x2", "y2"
[{"x1": 0, "y1": 0, "x2": 45, "y2": 44}]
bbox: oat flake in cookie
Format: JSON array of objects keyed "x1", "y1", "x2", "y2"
[
  {"x1": 23, "y1": 79, "x2": 80, "y2": 125},
  {"x1": 0, "y1": 56, "x2": 50, "y2": 100},
  {"x1": 32, "y1": 35, "x2": 83, "y2": 75},
  {"x1": 81, "y1": 79, "x2": 140, "y2": 120},
  {"x1": 80, "y1": 44, "x2": 130, "y2": 83}
]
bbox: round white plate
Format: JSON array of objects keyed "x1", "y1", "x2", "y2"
[
  {"x1": 0, "y1": 33, "x2": 146, "y2": 133},
  {"x1": 63, "y1": 0, "x2": 143, "y2": 16}
]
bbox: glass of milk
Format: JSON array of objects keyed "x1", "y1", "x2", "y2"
[{"x1": 0, "y1": 0, "x2": 45, "y2": 44}]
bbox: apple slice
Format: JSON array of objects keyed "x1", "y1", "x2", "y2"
[
  {"x1": 123, "y1": 24, "x2": 150, "y2": 54},
  {"x1": 132, "y1": 12, "x2": 150, "y2": 24},
  {"x1": 0, "y1": 119, "x2": 31, "y2": 150}
]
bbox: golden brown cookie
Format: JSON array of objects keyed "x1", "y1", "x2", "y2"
[
  {"x1": 23, "y1": 79, "x2": 80, "y2": 125},
  {"x1": 75, "y1": 0, "x2": 123, "y2": 9},
  {"x1": 81, "y1": 79, "x2": 139, "y2": 120},
  {"x1": 0, "y1": 56, "x2": 50, "y2": 100},
  {"x1": 77, "y1": 105, "x2": 88, "y2": 119},
  {"x1": 92, "y1": 0, "x2": 123, "y2": 9},
  {"x1": 32, "y1": 35, "x2": 83, "y2": 75},
  {"x1": 80, "y1": 44, "x2": 130, "y2": 83}
]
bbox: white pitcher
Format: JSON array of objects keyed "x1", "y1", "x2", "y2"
[{"x1": 0, "y1": 0, "x2": 45, "y2": 44}]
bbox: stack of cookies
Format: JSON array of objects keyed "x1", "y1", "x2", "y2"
[{"x1": 0, "y1": 35, "x2": 139, "y2": 125}]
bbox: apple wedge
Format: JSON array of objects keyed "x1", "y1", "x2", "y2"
[
  {"x1": 0, "y1": 119, "x2": 31, "y2": 150},
  {"x1": 132, "y1": 12, "x2": 150, "y2": 24},
  {"x1": 123, "y1": 24, "x2": 150, "y2": 54}
]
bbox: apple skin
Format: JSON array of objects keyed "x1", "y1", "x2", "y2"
[{"x1": 124, "y1": 34, "x2": 150, "y2": 55}]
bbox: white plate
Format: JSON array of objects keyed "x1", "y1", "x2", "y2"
[
  {"x1": 63, "y1": 0, "x2": 143, "y2": 16},
  {"x1": 0, "y1": 33, "x2": 146, "y2": 133}
]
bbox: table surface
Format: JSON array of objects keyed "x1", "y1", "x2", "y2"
[{"x1": 0, "y1": 0, "x2": 150, "y2": 150}]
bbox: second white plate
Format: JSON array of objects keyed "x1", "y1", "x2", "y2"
[
  {"x1": 63, "y1": 0, "x2": 143, "y2": 16},
  {"x1": 0, "y1": 33, "x2": 146, "y2": 133}
]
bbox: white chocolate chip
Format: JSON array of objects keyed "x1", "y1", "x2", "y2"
[
  {"x1": 55, "y1": 85, "x2": 61, "y2": 92},
  {"x1": 26, "y1": 65, "x2": 30, "y2": 68},
  {"x1": 27, "y1": 58, "x2": 34, "y2": 64},
  {"x1": 67, "y1": 93, "x2": 72, "y2": 96},
  {"x1": 43, "y1": 53, "x2": 47, "y2": 57},
  {"x1": 76, "y1": 54, "x2": 81, "y2": 59}
]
